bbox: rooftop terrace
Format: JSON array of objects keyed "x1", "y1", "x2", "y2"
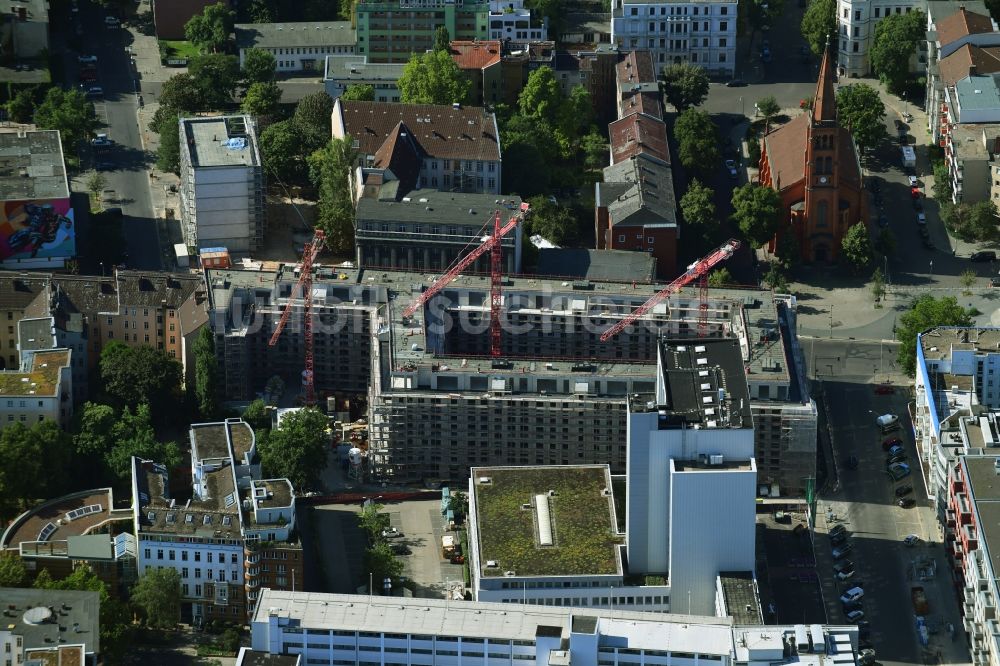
[
  {"x1": 136, "y1": 460, "x2": 241, "y2": 538},
  {"x1": 0, "y1": 348, "x2": 70, "y2": 397},
  {"x1": 183, "y1": 116, "x2": 259, "y2": 169},
  {"x1": 0, "y1": 489, "x2": 123, "y2": 550},
  {"x1": 920, "y1": 327, "x2": 1000, "y2": 361},
  {"x1": 253, "y1": 479, "x2": 294, "y2": 509},
  {"x1": 471, "y1": 465, "x2": 623, "y2": 578}
]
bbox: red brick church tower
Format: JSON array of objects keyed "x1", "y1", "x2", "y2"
[{"x1": 759, "y1": 44, "x2": 864, "y2": 263}]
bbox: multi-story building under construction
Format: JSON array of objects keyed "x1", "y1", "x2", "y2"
[{"x1": 207, "y1": 265, "x2": 816, "y2": 495}]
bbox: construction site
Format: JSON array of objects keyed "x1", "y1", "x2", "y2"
[{"x1": 205, "y1": 213, "x2": 817, "y2": 496}]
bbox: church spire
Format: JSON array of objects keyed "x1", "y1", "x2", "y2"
[{"x1": 813, "y1": 38, "x2": 836, "y2": 124}]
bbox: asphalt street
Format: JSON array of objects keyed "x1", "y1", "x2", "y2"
[{"x1": 64, "y1": 0, "x2": 161, "y2": 270}]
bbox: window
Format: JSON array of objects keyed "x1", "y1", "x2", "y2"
[
  {"x1": 144, "y1": 548, "x2": 151, "y2": 559},
  {"x1": 182, "y1": 551, "x2": 188, "y2": 561},
  {"x1": 182, "y1": 568, "x2": 189, "y2": 577},
  {"x1": 169, "y1": 550, "x2": 175, "y2": 561},
  {"x1": 719, "y1": 38, "x2": 727, "y2": 46},
  {"x1": 647, "y1": 237, "x2": 655, "y2": 244},
  {"x1": 720, "y1": 21, "x2": 727, "y2": 30},
  {"x1": 720, "y1": 5, "x2": 727, "y2": 13},
  {"x1": 875, "y1": 8, "x2": 880, "y2": 16},
  {"x1": 195, "y1": 568, "x2": 202, "y2": 579},
  {"x1": 854, "y1": 9, "x2": 860, "y2": 19},
  {"x1": 157, "y1": 549, "x2": 163, "y2": 559},
  {"x1": 195, "y1": 584, "x2": 201, "y2": 596},
  {"x1": 719, "y1": 52, "x2": 726, "y2": 62},
  {"x1": 843, "y1": 8, "x2": 848, "y2": 17},
  {"x1": 853, "y1": 26, "x2": 859, "y2": 36}
]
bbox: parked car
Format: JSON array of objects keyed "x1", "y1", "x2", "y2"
[
  {"x1": 888, "y1": 462, "x2": 911, "y2": 480},
  {"x1": 847, "y1": 610, "x2": 866, "y2": 622},
  {"x1": 876, "y1": 413, "x2": 899, "y2": 432},
  {"x1": 882, "y1": 437, "x2": 903, "y2": 450},
  {"x1": 90, "y1": 134, "x2": 111, "y2": 147},
  {"x1": 833, "y1": 559, "x2": 854, "y2": 573},
  {"x1": 104, "y1": 16, "x2": 119, "y2": 26},
  {"x1": 381, "y1": 528, "x2": 403, "y2": 539},
  {"x1": 916, "y1": 212, "x2": 926, "y2": 225},
  {"x1": 904, "y1": 534, "x2": 921, "y2": 546},
  {"x1": 725, "y1": 159, "x2": 738, "y2": 178},
  {"x1": 761, "y1": 47, "x2": 772, "y2": 62},
  {"x1": 888, "y1": 444, "x2": 904, "y2": 456},
  {"x1": 991, "y1": 277, "x2": 1000, "y2": 288},
  {"x1": 77, "y1": 55, "x2": 98, "y2": 63},
  {"x1": 913, "y1": 198, "x2": 923, "y2": 211},
  {"x1": 972, "y1": 251, "x2": 997, "y2": 262},
  {"x1": 85, "y1": 86, "x2": 104, "y2": 98},
  {"x1": 836, "y1": 569, "x2": 855, "y2": 581},
  {"x1": 832, "y1": 543, "x2": 854, "y2": 559},
  {"x1": 831, "y1": 531, "x2": 847, "y2": 545},
  {"x1": 859, "y1": 649, "x2": 876, "y2": 666},
  {"x1": 895, "y1": 484, "x2": 914, "y2": 497},
  {"x1": 830, "y1": 524, "x2": 847, "y2": 538},
  {"x1": 843, "y1": 600, "x2": 864, "y2": 613},
  {"x1": 898, "y1": 497, "x2": 916, "y2": 509},
  {"x1": 888, "y1": 452, "x2": 908, "y2": 465},
  {"x1": 909, "y1": 175, "x2": 919, "y2": 187},
  {"x1": 725, "y1": 79, "x2": 747, "y2": 87},
  {"x1": 840, "y1": 587, "x2": 864, "y2": 604},
  {"x1": 910, "y1": 186, "x2": 921, "y2": 199}
]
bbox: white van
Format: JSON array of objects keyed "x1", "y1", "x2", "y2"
[
  {"x1": 840, "y1": 586, "x2": 864, "y2": 604},
  {"x1": 104, "y1": 16, "x2": 120, "y2": 26},
  {"x1": 877, "y1": 414, "x2": 900, "y2": 433}
]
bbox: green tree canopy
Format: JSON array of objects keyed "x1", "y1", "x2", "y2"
[
  {"x1": 519, "y1": 66, "x2": 563, "y2": 123},
  {"x1": 434, "y1": 25, "x2": 451, "y2": 51},
  {"x1": 707, "y1": 267, "x2": 733, "y2": 287},
  {"x1": 308, "y1": 135, "x2": 357, "y2": 253},
  {"x1": 242, "y1": 398, "x2": 270, "y2": 430},
  {"x1": 242, "y1": 47, "x2": 277, "y2": 85},
  {"x1": 189, "y1": 53, "x2": 241, "y2": 109},
  {"x1": 241, "y1": 81, "x2": 283, "y2": 117},
  {"x1": 0, "y1": 551, "x2": 28, "y2": 587},
  {"x1": 896, "y1": 295, "x2": 975, "y2": 374},
  {"x1": 674, "y1": 108, "x2": 719, "y2": 177},
  {"x1": 558, "y1": 85, "x2": 595, "y2": 141},
  {"x1": 341, "y1": 84, "x2": 375, "y2": 101},
  {"x1": 526, "y1": 196, "x2": 578, "y2": 245},
  {"x1": 194, "y1": 327, "x2": 217, "y2": 418},
  {"x1": 184, "y1": 1, "x2": 235, "y2": 53},
  {"x1": 157, "y1": 73, "x2": 201, "y2": 115},
  {"x1": 679, "y1": 178, "x2": 717, "y2": 239},
  {"x1": 105, "y1": 403, "x2": 183, "y2": 480},
  {"x1": 755, "y1": 95, "x2": 781, "y2": 124},
  {"x1": 364, "y1": 541, "x2": 404, "y2": 589},
  {"x1": 260, "y1": 119, "x2": 309, "y2": 184},
  {"x1": 7, "y1": 89, "x2": 35, "y2": 124},
  {"x1": 398, "y1": 49, "x2": 471, "y2": 106},
  {"x1": 99, "y1": 341, "x2": 183, "y2": 412},
  {"x1": 840, "y1": 222, "x2": 873, "y2": 270},
  {"x1": 763, "y1": 263, "x2": 789, "y2": 292},
  {"x1": 730, "y1": 183, "x2": 783, "y2": 247},
  {"x1": 156, "y1": 111, "x2": 181, "y2": 174},
  {"x1": 580, "y1": 130, "x2": 607, "y2": 170},
  {"x1": 294, "y1": 91, "x2": 335, "y2": 150},
  {"x1": 0, "y1": 421, "x2": 70, "y2": 520},
  {"x1": 659, "y1": 63, "x2": 710, "y2": 111},
  {"x1": 940, "y1": 201, "x2": 999, "y2": 241},
  {"x1": 33, "y1": 88, "x2": 98, "y2": 150},
  {"x1": 131, "y1": 567, "x2": 182, "y2": 629},
  {"x1": 801, "y1": 0, "x2": 836, "y2": 55},
  {"x1": 258, "y1": 407, "x2": 329, "y2": 490},
  {"x1": 836, "y1": 84, "x2": 886, "y2": 152},
  {"x1": 502, "y1": 142, "x2": 551, "y2": 198},
  {"x1": 932, "y1": 161, "x2": 952, "y2": 201},
  {"x1": 871, "y1": 10, "x2": 926, "y2": 93}
]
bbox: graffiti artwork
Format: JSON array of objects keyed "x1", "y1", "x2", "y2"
[{"x1": 0, "y1": 198, "x2": 75, "y2": 261}]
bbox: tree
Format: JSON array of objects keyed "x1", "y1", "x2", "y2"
[
  {"x1": 0, "y1": 421, "x2": 70, "y2": 520},
  {"x1": 841, "y1": 222, "x2": 873, "y2": 270},
  {"x1": 763, "y1": 263, "x2": 789, "y2": 292},
  {"x1": 674, "y1": 108, "x2": 719, "y2": 176},
  {"x1": 519, "y1": 66, "x2": 563, "y2": 123},
  {"x1": 434, "y1": 26, "x2": 451, "y2": 52},
  {"x1": 679, "y1": 179, "x2": 717, "y2": 237},
  {"x1": 835, "y1": 84, "x2": 886, "y2": 152},
  {"x1": 158, "y1": 73, "x2": 201, "y2": 115},
  {"x1": 707, "y1": 268, "x2": 733, "y2": 287},
  {"x1": 659, "y1": 63, "x2": 709, "y2": 111},
  {"x1": 73, "y1": 402, "x2": 117, "y2": 457},
  {"x1": 801, "y1": 0, "x2": 836, "y2": 55},
  {"x1": 755, "y1": 95, "x2": 781, "y2": 125},
  {"x1": 194, "y1": 327, "x2": 217, "y2": 418},
  {"x1": 105, "y1": 404, "x2": 183, "y2": 480},
  {"x1": 294, "y1": 91, "x2": 335, "y2": 150},
  {"x1": 184, "y1": 1, "x2": 235, "y2": 53},
  {"x1": 241, "y1": 81, "x2": 282, "y2": 117},
  {"x1": 156, "y1": 111, "x2": 181, "y2": 174},
  {"x1": 364, "y1": 541, "x2": 404, "y2": 589},
  {"x1": 358, "y1": 501, "x2": 389, "y2": 539},
  {"x1": 398, "y1": 49, "x2": 471, "y2": 106},
  {"x1": 33, "y1": 88, "x2": 98, "y2": 150},
  {"x1": 99, "y1": 341, "x2": 183, "y2": 412},
  {"x1": 933, "y1": 161, "x2": 953, "y2": 202},
  {"x1": 526, "y1": 196, "x2": 577, "y2": 245},
  {"x1": 730, "y1": 183, "x2": 782, "y2": 247},
  {"x1": 0, "y1": 551, "x2": 28, "y2": 587},
  {"x1": 242, "y1": 48, "x2": 277, "y2": 85},
  {"x1": 258, "y1": 407, "x2": 329, "y2": 490},
  {"x1": 776, "y1": 231, "x2": 800, "y2": 270},
  {"x1": 7, "y1": 89, "x2": 35, "y2": 123},
  {"x1": 341, "y1": 84, "x2": 375, "y2": 101},
  {"x1": 871, "y1": 267, "x2": 886, "y2": 304},
  {"x1": 502, "y1": 142, "x2": 550, "y2": 198},
  {"x1": 309, "y1": 136, "x2": 357, "y2": 252},
  {"x1": 941, "y1": 201, "x2": 999, "y2": 241},
  {"x1": 131, "y1": 567, "x2": 182, "y2": 629},
  {"x1": 874, "y1": 227, "x2": 896, "y2": 257},
  {"x1": 86, "y1": 171, "x2": 107, "y2": 200},
  {"x1": 870, "y1": 10, "x2": 926, "y2": 93},
  {"x1": 242, "y1": 398, "x2": 270, "y2": 429},
  {"x1": 260, "y1": 119, "x2": 309, "y2": 184},
  {"x1": 558, "y1": 85, "x2": 595, "y2": 142},
  {"x1": 188, "y1": 54, "x2": 241, "y2": 109},
  {"x1": 581, "y1": 130, "x2": 607, "y2": 170},
  {"x1": 896, "y1": 295, "x2": 974, "y2": 375},
  {"x1": 961, "y1": 269, "x2": 978, "y2": 295}
]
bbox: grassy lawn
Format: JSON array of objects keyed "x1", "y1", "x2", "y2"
[{"x1": 159, "y1": 40, "x2": 201, "y2": 61}]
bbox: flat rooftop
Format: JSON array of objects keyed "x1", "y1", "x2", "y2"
[
  {"x1": 254, "y1": 590, "x2": 734, "y2": 650},
  {"x1": 24, "y1": 645, "x2": 85, "y2": 666},
  {"x1": 920, "y1": 327, "x2": 1000, "y2": 361},
  {"x1": 235, "y1": 21, "x2": 355, "y2": 49},
  {"x1": 0, "y1": 348, "x2": 70, "y2": 397},
  {"x1": 964, "y1": 456, "x2": 1000, "y2": 581},
  {"x1": 18, "y1": 317, "x2": 54, "y2": 351},
  {"x1": 253, "y1": 479, "x2": 293, "y2": 509},
  {"x1": 356, "y1": 191, "x2": 523, "y2": 227},
  {"x1": 535, "y1": 248, "x2": 656, "y2": 283},
  {"x1": 182, "y1": 116, "x2": 259, "y2": 168},
  {"x1": 0, "y1": 130, "x2": 69, "y2": 200},
  {"x1": 191, "y1": 419, "x2": 255, "y2": 462},
  {"x1": 0, "y1": 489, "x2": 121, "y2": 550},
  {"x1": 470, "y1": 465, "x2": 623, "y2": 578},
  {"x1": 0, "y1": 587, "x2": 99, "y2": 655},
  {"x1": 237, "y1": 650, "x2": 301, "y2": 666},
  {"x1": 719, "y1": 572, "x2": 762, "y2": 624}
]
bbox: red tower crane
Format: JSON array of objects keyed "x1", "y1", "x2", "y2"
[
  {"x1": 599, "y1": 239, "x2": 741, "y2": 342},
  {"x1": 402, "y1": 204, "x2": 529, "y2": 358},
  {"x1": 268, "y1": 229, "x2": 326, "y2": 406}
]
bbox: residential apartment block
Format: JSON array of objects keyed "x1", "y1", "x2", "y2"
[
  {"x1": 355, "y1": 0, "x2": 490, "y2": 63},
  {"x1": 333, "y1": 100, "x2": 502, "y2": 196},
  {"x1": 247, "y1": 589, "x2": 863, "y2": 666},
  {"x1": 488, "y1": 0, "x2": 547, "y2": 43},
  {"x1": 0, "y1": 348, "x2": 72, "y2": 428},
  {"x1": 836, "y1": 0, "x2": 926, "y2": 78},
  {"x1": 235, "y1": 22, "x2": 356, "y2": 74},
  {"x1": 610, "y1": 0, "x2": 737, "y2": 74},
  {"x1": 179, "y1": 115, "x2": 266, "y2": 255},
  {"x1": 0, "y1": 0, "x2": 50, "y2": 59},
  {"x1": 0, "y1": 588, "x2": 99, "y2": 664},
  {"x1": 131, "y1": 418, "x2": 302, "y2": 625},
  {"x1": 450, "y1": 40, "x2": 505, "y2": 105},
  {"x1": 323, "y1": 56, "x2": 404, "y2": 102}
]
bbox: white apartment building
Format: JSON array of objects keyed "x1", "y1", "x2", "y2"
[
  {"x1": 131, "y1": 418, "x2": 301, "y2": 625},
  {"x1": 489, "y1": 0, "x2": 548, "y2": 43},
  {"x1": 323, "y1": 56, "x2": 404, "y2": 102},
  {"x1": 247, "y1": 589, "x2": 862, "y2": 666},
  {"x1": 0, "y1": 348, "x2": 72, "y2": 429},
  {"x1": 610, "y1": 0, "x2": 737, "y2": 75},
  {"x1": 626, "y1": 338, "x2": 757, "y2": 617},
  {"x1": 914, "y1": 328, "x2": 1000, "y2": 517},
  {"x1": 235, "y1": 22, "x2": 356, "y2": 73},
  {"x1": 179, "y1": 115, "x2": 266, "y2": 255},
  {"x1": 836, "y1": 0, "x2": 926, "y2": 78},
  {"x1": 0, "y1": 631, "x2": 24, "y2": 666}
]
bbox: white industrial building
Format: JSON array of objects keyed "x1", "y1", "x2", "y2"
[
  {"x1": 179, "y1": 115, "x2": 266, "y2": 255},
  {"x1": 235, "y1": 22, "x2": 356, "y2": 74},
  {"x1": 323, "y1": 55, "x2": 403, "y2": 102},
  {"x1": 610, "y1": 0, "x2": 737, "y2": 75},
  {"x1": 246, "y1": 589, "x2": 863, "y2": 666},
  {"x1": 835, "y1": 0, "x2": 926, "y2": 78}
]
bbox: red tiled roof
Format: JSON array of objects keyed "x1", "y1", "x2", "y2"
[
  {"x1": 937, "y1": 8, "x2": 995, "y2": 46},
  {"x1": 372, "y1": 121, "x2": 424, "y2": 194},
  {"x1": 939, "y1": 44, "x2": 1000, "y2": 85},
  {"x1": 337, "y1": 100, "x2": 500, "y2": 162},
  {"x1": 609, "y1": 113, "x2": 669, "y2": 165},
  {"x1": 449, "y1": 40, "x2": 502, "y2": 71},
  {"x1": 621, "y1": 91, "x2": 662, "y2": 120},
  {"x1": 616, "y1": 50, "x2": 656, "y2": 86},
  {"x1": 761, "y1": 114, "x2": 809, "y2": 190}
]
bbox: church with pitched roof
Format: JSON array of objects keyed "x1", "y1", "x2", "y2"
[{"x1": 758, "y1": 46, "x2": 866, "y2": 263}]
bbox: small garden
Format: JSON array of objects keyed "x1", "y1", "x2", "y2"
[{"x1": 158, "y1": 40, "x2": 201, "y2": 65}]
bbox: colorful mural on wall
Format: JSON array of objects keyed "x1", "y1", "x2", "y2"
[{"x1": 0, "y1": 198, "x2": 75, "y2": 262}]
